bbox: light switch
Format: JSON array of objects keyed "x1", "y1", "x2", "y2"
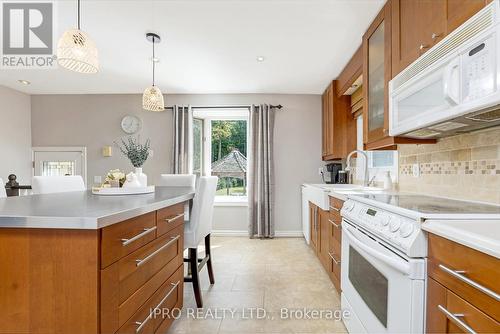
[{"x1": 102, "y1": 146, "x2": 112, "y2": 157}]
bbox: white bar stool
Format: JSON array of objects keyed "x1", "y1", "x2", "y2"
[
  {"x1": 32, "y1": 176, "x2": 85, "y2": 194},
  {"x1": 183, "y1": 176, "x2": 218, "y2": 308}
]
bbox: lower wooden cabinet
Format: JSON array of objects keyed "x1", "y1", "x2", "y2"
[
  {"x1": 426, "y1": 234, "x2": 500, "y2": 333},
  {"x1": 309, "y1": 197, "x2": 344, "y2": 293},
  {"x1": 0, "y1": 202, "x2": 188, "y2": 334}
]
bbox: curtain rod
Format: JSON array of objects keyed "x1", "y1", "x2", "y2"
[{"x1": 162, "y1": 104, "x2": 283, "y2": 110}]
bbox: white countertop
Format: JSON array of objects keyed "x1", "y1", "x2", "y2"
[
  {"x1": 302, "y1": 183, "x2": 386, "y2": 202},
  {"x1": 422, "y1": 220, "x2": 500, "y2": 259}
]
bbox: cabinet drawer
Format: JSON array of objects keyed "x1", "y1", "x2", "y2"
[
  {"x1": 439, "y1": 290, "x2": 500, "y2": 333},
  {"x1": 329, "y1": 197, "x2": 343, "y2": 211},
  {"x1": 101, "y1": 226, "x2": 183, "y2": 333},
  {"x1": 156, "y1": 203, "x2": 185, "y2": 237},
  {"x1": 117, "y1": 265, "x2": 183, "y2": 334},
  {"x1": 101, "y1": 212, "x2": 157, "y2": 269},
  {"x1": 428, "y1": 234, "x2": 500, "y2": 321}
]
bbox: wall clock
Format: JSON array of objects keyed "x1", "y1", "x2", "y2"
[{"x1": 121, "y1": 115, "x2": 142, "y2": 134}]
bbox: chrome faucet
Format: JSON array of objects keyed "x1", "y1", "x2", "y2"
[{"x1": 345, "y1": 150, "x2": 369, "y2": 187}]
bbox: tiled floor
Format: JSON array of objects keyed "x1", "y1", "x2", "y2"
[{"x1": 167, "y1": 237, "x2": 347, "y2": 334}]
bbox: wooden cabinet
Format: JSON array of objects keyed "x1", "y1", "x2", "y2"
[
  {"x1": 0, "y1": 202, "x2": 188, "y2": 334},
  {"x1": 309, "y1": 202, "x2": 319, "y2": 253},
  {"x1": 426, "y1": 234, "x2": 500, "y2": 333},
  {"x1": 310, "y1": 197, "x2": 343, "y2": 294},
  {"x1": 322, "y1": 80, "x2": 357, "y2": 160},
  {"x1": 363, "y1": 0, "x2": 436, "y2": 150},
  {"x1": 446, "y1": 0, "x2": 492, "y2": 34},
  {"x1": 392, "y1": 0, "x2": 446, "y2": 76},
  {"x1": 363, "y1": 1, "x2": 393, "y2": 148},
  {"x1": 392, "y1": 0, "x2": 490, "y2": 76}
]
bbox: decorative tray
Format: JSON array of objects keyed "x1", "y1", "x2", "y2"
[{"x1": 92, "y1": 186, "x2": 155, "y2": 196}]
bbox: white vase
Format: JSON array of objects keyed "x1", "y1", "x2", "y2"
[{"x1": 134, "y1": 167, "x2": 147, "y2": 187}]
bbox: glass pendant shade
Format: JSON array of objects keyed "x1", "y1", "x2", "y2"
[
  {"x1": 142, "y1": 86, "x2": 165, "y2": 112},
  {"x1": 57, "y1": 29, "x2": 99, "y2": 74}
]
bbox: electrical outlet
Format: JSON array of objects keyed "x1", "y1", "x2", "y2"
[
  {"x1": 412, "y1": 164, "x2": 420, "y2": 178},
  {"x1": 149, "y1": 149, "x2": 154, "y2": 158},
  {"x1": 94, "y1": 176, "x2": 102, "y2": 184},
  {"x1": 318, "y1": 167, "x2": 324, "y2": 176}
]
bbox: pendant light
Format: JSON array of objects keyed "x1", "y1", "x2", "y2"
[
  {"x1": 142, "y1": 33, "x2": 165, "y2": 112},
  {"x1": 57, "y1": 0, "x2": 99, "y2": 74}
]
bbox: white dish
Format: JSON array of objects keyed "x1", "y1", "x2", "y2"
[{"x1": 92, "y1": 186, "x2": 155, "y2": 196}]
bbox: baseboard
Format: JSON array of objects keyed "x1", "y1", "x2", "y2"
[
  {"x1": 212, "y1": 230, "x2": 304, "y2": 238},
  {"x1": 274, "y1": 230, "x2": 303, "y2": 237},
  {"x1": 212, "y1": 230, "x2": 247, "y2": 236}
]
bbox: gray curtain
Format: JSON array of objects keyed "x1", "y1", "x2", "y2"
[
  {"x1": 248, "y1": 104, "x2": 275, "y2": 238},
  {"x1": 172, "y1": 105, "x2": 193, "y2": 174}
]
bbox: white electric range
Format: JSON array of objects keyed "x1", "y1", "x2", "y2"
[{"x1": 339, "y1": 193, "x2": 500, "y2": 334}]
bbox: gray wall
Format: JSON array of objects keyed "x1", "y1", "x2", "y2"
[
  {"x1": 31, "y1": 93, "x2": 323, "y2": 232},
  {"x1": 0, "y1": 85, "x2": 32, "y2": 184}
]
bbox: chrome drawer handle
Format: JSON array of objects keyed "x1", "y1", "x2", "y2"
[
  {"x1": 121, "y1": 226, "x2": 157, "y2": 246},
  {"x1": 164, "y1": 213, "x2": 184, "y2": 223},
  {"x1": 135, "y1": 281, "x2": 180, "y2": 333},
  {"x1": 328, "y1": 252, "x2": 340, "y2": 265},
  {"x1": 328, "y1": 219, "x2": 340, "y2": 228},
  {"x1": 135, "y1": 235, "x2": 180, "y2": 267},
  {"x1": 439, "y1": 264, "x2": 500, "y2": 301},
  {"x1": 329, "y1": 206, "x2": 340, "y2": 212},
  {"x1": 438, "y1": 305, "x2": 477, "y2": 334}
]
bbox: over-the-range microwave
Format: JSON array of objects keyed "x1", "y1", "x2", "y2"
[{"x1": 389, "y1": 0, "x2": 500, "y2": 139}]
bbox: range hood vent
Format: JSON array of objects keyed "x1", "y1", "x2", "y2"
[{"x1": 465, "y1": 107, "x2": 500, "y2": 122}]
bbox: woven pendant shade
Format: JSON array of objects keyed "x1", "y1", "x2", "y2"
[
  {"x1": 57, "y1": 29, "x2": 99, "y2": 74},
  {"x1": 142, "y1": 86, "x2": 165, "y2": 112}
]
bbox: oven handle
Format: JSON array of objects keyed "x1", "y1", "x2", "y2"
[{"x1": 343, "y1": 226, "x2": 411, "y2": 275}]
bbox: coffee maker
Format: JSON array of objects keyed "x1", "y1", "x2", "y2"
[{"x1": 324, "y1": 162, "x2": 345, "y2": 184}]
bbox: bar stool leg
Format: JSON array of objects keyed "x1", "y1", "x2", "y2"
[
  {"x1": 205, "y1": 234, "x2": 215, "y2": 284},
  {"x1": 189, "y1": 248, "x2": 203, "y2": 308}
]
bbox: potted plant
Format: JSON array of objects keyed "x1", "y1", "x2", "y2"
[{"x1": 115, "y1": 136, "x2": 151, "y2": 187}]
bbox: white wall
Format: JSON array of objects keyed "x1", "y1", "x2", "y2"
[
  {"x1": 0, "y1": 85, "x2": 32, "y2": 184},
  {"x1": 31, "y1": 94, "x2": 323, "y2": 233}
]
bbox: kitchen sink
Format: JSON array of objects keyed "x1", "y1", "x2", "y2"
[{"x1": 302, "y1": 183, "x2": 383, "y2": 210}]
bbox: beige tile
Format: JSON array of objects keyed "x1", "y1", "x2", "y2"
[
  {"x1": 471, "y1": 145, "x2": 499, "y2": 160},
  {"x1": 450, "y1": 148, "x2": 471, "y2": 161}
]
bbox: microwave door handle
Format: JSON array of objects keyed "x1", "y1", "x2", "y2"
[
  {"x1": 343, "y1": 226, "x2": 411, "y2": 275},
  {"x1": 443, "y1": 59, "x2": 460, "y2": 105}
]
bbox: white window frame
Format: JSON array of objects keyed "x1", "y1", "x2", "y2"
[
  {"x1": 193, "y1": 108, "x2": 249, "y2": 206},
  {"x1": 355, "y1": 116, "x2": 399, "y2": 184}
]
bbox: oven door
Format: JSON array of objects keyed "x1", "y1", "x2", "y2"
[{"x1": 341, "y1": 220, "x2": 425, "y2": 334}]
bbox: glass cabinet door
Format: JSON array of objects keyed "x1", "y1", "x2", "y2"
[
  {"x1": 368, "y1": 21, "x2": 385, "y2": 134},
  {"x1": 364, "y1": 2, "x2": 391, "y2": 147}
]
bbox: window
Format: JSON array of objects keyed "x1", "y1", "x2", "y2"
[
  {"x1": 193, "y1": 109, "x2": 249, "y2": 203},
  {"x1": 355, "y1": 116, "x2": 398, "y2": 183}
]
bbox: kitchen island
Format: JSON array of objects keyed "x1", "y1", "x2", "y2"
[{"x1": 0, "y1": 186, "x2": 195, "y2": 334}]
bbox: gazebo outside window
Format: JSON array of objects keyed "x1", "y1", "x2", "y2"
[{"x1": 211, "y1": 148, "x2": 247, "y2": 196}]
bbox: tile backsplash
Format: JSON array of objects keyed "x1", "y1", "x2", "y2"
[{"x1": 398, "y1": 126, "x2": 500, "y2": 204}]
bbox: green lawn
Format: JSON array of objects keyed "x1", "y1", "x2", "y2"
[{"x1": 216, "y1": 186, "x2": 246, "y2": 196}]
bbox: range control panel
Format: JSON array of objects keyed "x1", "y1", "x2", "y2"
[{"x1": 341, "y1": 200, "x2": 427, "y2": 258}]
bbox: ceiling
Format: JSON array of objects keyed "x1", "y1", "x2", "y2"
[{"x1": 1, "y1": 0, "x2": 385, "y2": 95}]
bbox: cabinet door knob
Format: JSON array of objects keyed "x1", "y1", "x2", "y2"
[
  {"x1": 419, "y1": 44, "x2": 429, "y2": 50},
  {"x1": 431, "y1": 32, "x2": 442, "y2": 40}
]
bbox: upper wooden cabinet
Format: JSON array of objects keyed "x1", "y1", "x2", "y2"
[
  {"x1": 363, "y1": 1, "x2": 393, "y2": 148},
  {"x1": 392, "y1": 0, "x2": 490, "y2": 76},
  {"x1": 322, "y1": 81, "x2": 356, "y2": 160},
  {"x1": 363, "y1": 0, "x2": 436, "y2": 150}
]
